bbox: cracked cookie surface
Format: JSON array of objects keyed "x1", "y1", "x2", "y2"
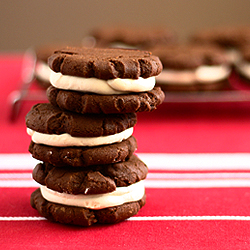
[
  {"x1": 47, "y1": 86, "x2": 165, "y2": 114},
  {"x1": 32, "y1": 155, "x2": 148, "y2": 195},
  {"x1": 26, "y1": 103, "x2": 137, "y2": 137},
  {"x1": 29, "y1": 136, "x2": 137, "y2": 167},
  {"x1": 48, "y1": 47, "x2": 162, "y2": 80}
]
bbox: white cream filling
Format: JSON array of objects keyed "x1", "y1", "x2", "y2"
[
  {"x1": 226, "y1": 48, "x2": 242, "y2": 65},
  {"x1": 27, "y1": 127, "x2": 133, "y2": 147},
  {"x1": 50, "y1": 71, "x2": 155, "y2": 95},
  {"x1": 35, "y1": 61, "x2": 53, "y2": 82},
  {"x1": 156, "y1": 65, "x2": 230, "y2": 85},
  {"x1": 109, "y1": 42, "x2": 138, "y2": 49},
  {"x1": 236, "y1": 60, "x2": 250, "y2": 79},
  {"x1": 40, "y1": 180, "x2": 145, "y2": 210}
]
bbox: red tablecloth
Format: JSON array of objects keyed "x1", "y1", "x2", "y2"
[{"x1": 2, "y1": 53, "x2": 250, "y2": 249}]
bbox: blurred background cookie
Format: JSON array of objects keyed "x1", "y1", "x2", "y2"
[
  {"x1": 150, "y1": 44, "x2": 231, "y2": 92},
  {"x1": 89, "y1": 25, "x2": 177, "y2": 49},
  {"x1": 190, "y1": 26, "x2": 250, "y2": 66},
  {"x1": 34, "y1": 42, "x2": 81, "y2": 89},
  {"x1": 234, "y1": 44, "x2": 250, "y2": 84}
]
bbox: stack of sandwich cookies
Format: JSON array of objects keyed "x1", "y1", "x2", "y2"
[{"x1": 26, "y1": 47, "x2": 164, "y2": 226}]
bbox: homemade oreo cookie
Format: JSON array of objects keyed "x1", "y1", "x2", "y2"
[
  {"x1": 46, "y1": 46, "x2": 164, "y2": 113},
  {"x1": 190, "y1": 25, "x2": 250, "y2": 66},
  {"x1": 151, "y1": 44, "x2": 231, "y2": 91},
  {"x1": 26, "y1": 103, "x2": 137, "y2": 143},
  {"x1": 31, "y1": 189, "x2": 146, "y2": 226},
  {"x1": 26, "y1": 46, "x2": 164, "y2": 226},
  {"x1": 31, "y1": 155, "x2": 147, "y2": 226}
]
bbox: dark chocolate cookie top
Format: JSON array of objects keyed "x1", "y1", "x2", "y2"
[
  {"x1": 190, "y1": 26, "x2": 250, "y2": 49},
  {"x1": 90, "y1": 25, "x2": 177, "y2": 49},
  {"x1": 48, "y1": 46, "x2": 162, "y2": 80},
  {"x1": 26, "y1": 103, "x2": 137, "y2": 137},
  {"x1": 151, "y1": 44, "x2": 229, "y2": 70},
  {"x1": 32, "y1": 155, "x2": 148, "y2": 195}
]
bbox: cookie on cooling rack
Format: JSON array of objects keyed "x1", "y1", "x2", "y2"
[
  {"x1": 190, "y1": 25, "x2": 250, "y2": 65},
  {"x1": 151, "y1": 44, "x2": 231, "y2": 91}
]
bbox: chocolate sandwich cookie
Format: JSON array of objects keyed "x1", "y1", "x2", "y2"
[
  {"x1": 47, "y1": 46, "x2": 164, "y2": 113},
  {"x1": 31, "y1": 155, "x2": 147, "y2": 226},
  {"x1": 26, "y1": 103, "x2": 136, "y2": 139},
  {"x1": 31, "y1": 188, "x2": 146, "y2": 226},
  {"x1": 28, "y1": 135, "x2": 137, "y2": 167},
  {"x1": 190, "y1": 26, "x2": 250, "y2": 65},
  {"x1": 89, "y1": 25, "x2": 177, "y2": 49},
  {"x1": 32, "y1": 155, "x2": 148, "y2": 194},
  {"x1": 47, "y1": 85, "x2": 165, "y2": 114},
  {"x1": 151, "y1": 44, "x2": 231, "y2": 91}
]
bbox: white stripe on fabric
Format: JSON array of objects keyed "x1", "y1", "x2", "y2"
[
  {"x1": 0, "y1": 217, "x2": 46, "y2": 221},
  {"x1": 144, "y1": 179, "x2": 250, "y2": 188},
  {"x1": 138, "y1": 153, "x2": 250, "y2": 170},
  {"x1": 2, "y1": 153, "x2": 250, "y2": 171},
  {"x1": 2, "y1": 216, "x2": 250, "y2": 222},
  {"x1": 0, "y1": 154, "x2": 39, "y2": 170},
  {"x1": 147, "y1": 172, "x2": 250, "y2": 179},
  {"x1": 2, "y1": 178, "x2": 250, "y2": 188},
  {"x1": 2, "y1": 172, "x2": 250, "y2": 181},
  {"x1": 128, "y1": 216, "x2": 250, "y2": 221}
]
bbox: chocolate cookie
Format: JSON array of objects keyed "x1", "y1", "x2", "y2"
[
  {"x1": 190, "y1": 26, "x2": 250, "y2": 66},
  {"x1": 150, "y1": 44, "x2": 231, "y2": 91},
  {"x1": 26, "y1": 103, "x2": 137, "y2": 137},
  {"x1": 89, "y1": 25, "x2": 177, "y2": 49},
  {"x1": 47, "y1": 86, "x2": 165, "y2": 114},
  {"x1": 190, "y1": 26, "x2": 250, "y2": 50},
  {"x1": 29, "y1": 136, "x2": 137, "y2": 167},
  {"x1": 32, "y1": 155, "x2": 148, "y2": 195},
  {"x1": 48, "y1": 47, "x2": 162, "y2": 80},
  {"x1": 31, "y1": 188, "x2": 146, "y2": 226},
  {"x1": 151, "y1": 44, "x2": 229, "y2": 69}
]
